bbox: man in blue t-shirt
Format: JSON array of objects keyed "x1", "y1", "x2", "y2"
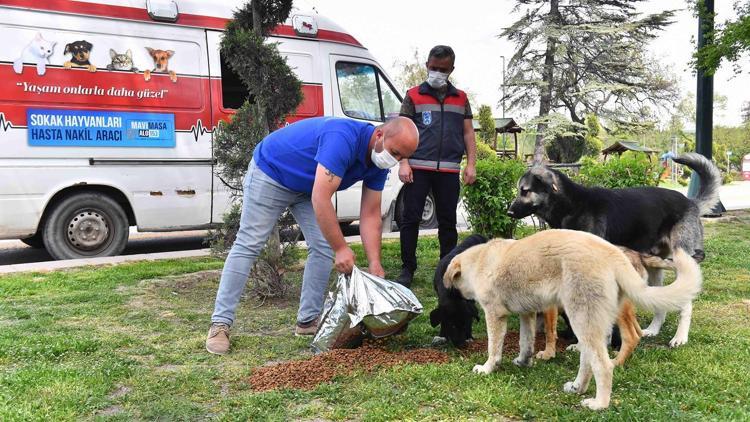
[{"x1": 206, "y1": 116, "x2": 419, "y2": 355}]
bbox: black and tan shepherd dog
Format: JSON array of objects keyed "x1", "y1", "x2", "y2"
[{"x1": 430, "y1": 234, "x2": 487, "y2": 347}]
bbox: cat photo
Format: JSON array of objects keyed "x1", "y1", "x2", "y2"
[
  {"x1": 13, "y1": 32, "x2": 57, "y2": 76},
  {"x1": 106, "y1": 49, "x2": 138, "y2": 72}
]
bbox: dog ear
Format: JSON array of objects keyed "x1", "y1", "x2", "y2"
[
  {"x1": 64, "y1": 43, "x2": 72, "y2": 55},
  {"x1": 443, "y1": 259, "x2": 461, "y2": 288},
  {"x1": 532, "y1": 166, "x2": 559, "y2": 192},
  {"x1": 83, "y1": 41, "x2": 92, "y2": 50},
  {"x1": 165, "y1": 50, "x2": 175, "y2": 58},
  {"x1": 145, "y1": 47, "x2": 155, "y2": 56},
  {"x1": 429, "y1": 308, "x2": 442, "y2": 327}
]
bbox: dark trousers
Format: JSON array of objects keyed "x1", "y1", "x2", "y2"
[{"x1": 399, "y1": 169, "x2": 460, "y2": 272}]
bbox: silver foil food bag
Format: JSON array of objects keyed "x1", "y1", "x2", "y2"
[{"x1": 311, "y1": 266, "x2": 423, "y2": 353}]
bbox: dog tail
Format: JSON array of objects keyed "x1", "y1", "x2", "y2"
[
  {"x1": 671, "y1": 152, "x2": 722, "y2": 215},
  {"x1": 615, "y1": 248, "x2": 702, "y2": 312}
]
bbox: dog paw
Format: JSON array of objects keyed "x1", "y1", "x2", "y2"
[
  {"x1": 472, "y1": 364, "x2": 493, "y2": 375},
  {"x1": 581, "y1": 398, "x2": 608, "y2": 411},
  {"x1": 512, "y1": 356, "x2": 533, "y2": 367},
  {"x1": 566, "y1": 343, "x2": 580, "y2": 352},
  {"x1": 563, "y1": 381, "x2": 582, "y2": 394},
  {"x1": 63, "y1": 62, "x2": 72, "y2": 69},
  {"x1": 641, "y1": 327, "x2": 660, "y2": 337},
  {"x1": 88, "y1": 65, "x2": 96, "y2": 73},
  {"x1": 535, "y1": 350, "x2": 555, "y2": 360},
  {"x1": 431, "y1": 336, "x2": 447, "y2": 346},
  {"x1": 669, "y1": 335, "x2": 688, "y2": 348}
]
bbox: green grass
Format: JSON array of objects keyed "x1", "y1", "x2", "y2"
[{"x1": 2, "y1": 212, "x2": 750, "y2": 421}]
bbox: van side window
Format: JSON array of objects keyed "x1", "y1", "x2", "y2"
[
  {"x1": 220, "y1": 54, "x2": 250, "y2": 109},
  {"x1": 378, "y1": 73, "x2": 402, "y2": 120},
  {"x1": 335, "y1": 62, "x2": 382, "y2": 122},
  {"x1": 335, "y1": 62, "x2": 403, "y2": 122}
]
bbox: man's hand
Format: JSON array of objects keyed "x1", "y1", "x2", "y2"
[
  {"x1": 368, "y1": 261, "x2": 385, "y2": 278},
  {"x1": 398, "y1": 160, "x2": 413, "y2": 184},
  {"x1": 335, "y1": 246, "x2": 356, "y2": 275},
  {"x1": 463, "y1": 163, "x2": 477, "y2": 185}
]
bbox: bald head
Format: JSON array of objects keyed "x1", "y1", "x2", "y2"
[{"x1": 374, "y1": 116, "x2": 419, "y2": 160}]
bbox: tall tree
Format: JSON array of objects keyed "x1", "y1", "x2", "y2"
[
  {"x1": 211, "y1": 0, "x2": 301, "y2": 298},
  {"x1": 477, "y1": 105, "x2": 496, "y2": 145},
  {"x1": 694, "y1": 0, "x2": 750, "y2": 75},
  {"x1": 501, "y1": 0, "x2": 678, "y2": 162},
  {"x1": 741, "y1": 101, "x2": 750, "y2": 124}
]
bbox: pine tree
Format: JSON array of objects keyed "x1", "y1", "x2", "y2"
[
  {"x1": 210, "y1": 0, "x2": 301, "y2": 298},
  {"x1": 501, "y1": 0, "x2": 678, "y2": 162}
]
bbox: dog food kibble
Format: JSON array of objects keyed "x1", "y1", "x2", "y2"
[
  {"x1": 250, "y1": 340, "x2": 449, "y2": 391},
  {"x1": 458, "y1": 331, "x2": 572, "y2": 356}
]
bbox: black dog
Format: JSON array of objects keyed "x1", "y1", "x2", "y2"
[{"x1": 429, "y1": 234, "x2": 487, "y2": 347}]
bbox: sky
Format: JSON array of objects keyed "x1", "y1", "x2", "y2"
[{"x1": 297, "y1": 0, "x2": 748, "y2": 127}]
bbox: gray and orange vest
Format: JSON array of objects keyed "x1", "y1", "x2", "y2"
[{"x1": 402, "y1": 82, "x2": 468, "y2": 173}]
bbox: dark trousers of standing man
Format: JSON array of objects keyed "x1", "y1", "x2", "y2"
[{"x1": 399, "y1": 169, "x2": 461, "y2": 273}]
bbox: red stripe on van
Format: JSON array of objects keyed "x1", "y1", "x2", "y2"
[{"x1": 0, "y1": 0, "x2": 363, "y2": 47}]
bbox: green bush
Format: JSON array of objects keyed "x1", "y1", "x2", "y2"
[
  {"x1": 462, "y1": 158, "x2": 527, "y2": 238},
  {"x1": 475, "y1": 141, "x2": 498, "y2": 161},
  {"x1": 576, "y1": 152, "x2": 662, "y2": 188}
]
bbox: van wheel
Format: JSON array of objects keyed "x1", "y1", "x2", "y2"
[
  {"x1": 20, "y1": 233, "x2": 45, "y2": 249},
  {"x1": 43, "y1": 192, "x2": 129, "y2": 260},
  {"x1": 394, "y1": 191, "x2": 439, "y2": 230}
]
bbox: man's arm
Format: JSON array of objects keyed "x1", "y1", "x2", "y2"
[
  {"x1": 359, "y1": 185, "x2": 384, "y2": 277},
  {"x1": 463, "y1": 118, "x2": 477, "y2": 185},
  {"x1": 311, "y1": 164, "x2": 354, "y2": 274}
]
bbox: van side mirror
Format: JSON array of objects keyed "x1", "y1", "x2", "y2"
[{"x1": 147, "y1": 0, "x2": 179, "y2": 23}]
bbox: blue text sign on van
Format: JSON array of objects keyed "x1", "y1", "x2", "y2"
[{"x1": 27, "y1": 109, "x2": 176, "y2": 148}]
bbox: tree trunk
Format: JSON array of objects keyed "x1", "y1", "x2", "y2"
[
  {"x1": 533, "y1": 0, "x2": 561, "y2": 165},
  {"x1": 251, "y1": 0, "x2": 281, "y2": 262}
]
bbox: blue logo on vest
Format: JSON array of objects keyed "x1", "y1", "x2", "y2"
[{"x1": 422, "y1": 111, "x2": 432, "y2": 125}]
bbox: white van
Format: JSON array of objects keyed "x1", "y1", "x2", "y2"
[{"x1": 0, "y1": 0, "x2": 437, "y2": 260}]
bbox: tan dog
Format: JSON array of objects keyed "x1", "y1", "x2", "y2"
[
  {"x1": 444, "y1": 229, "x2": 701, "y2": 410},
  {"x1": 538, "y1": 247, "x2": 676, "y2": 366},
  {"x1": 144, "y1": 47, "x2": 177, "y2": 82}
]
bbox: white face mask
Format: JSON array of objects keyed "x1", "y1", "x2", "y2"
[
  {"x1": 427, "y1": 70, "x2": 449, "y2": 89},
  {"x1": 371, "y1": 135, "x2": 398, "y2": 169}
]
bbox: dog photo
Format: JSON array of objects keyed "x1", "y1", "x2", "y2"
[
  {"x1": 144, "y1": 47, "x2": 177, "y2": 82},
  {"x1": 63, "y1": 40, "x2": 96, "y2": 72}
]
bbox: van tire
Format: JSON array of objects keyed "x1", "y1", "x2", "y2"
[
  {"x1": 394, "y1": 191, "x2": 439, "y2": 230},
  {"x1": 43, "y1": 192, "x2": 130, "y2": 260},
  {"x1": 20, "y1": 233, "x2": 45, "y2": 249}
]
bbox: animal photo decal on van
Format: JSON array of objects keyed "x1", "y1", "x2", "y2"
[
  {"x1": 106, "y1": 49, "x2": 138, "y2": 73},
  {"x1": 63, "y1": 40, "x2": 97, "y2": 72},
  {"x1": 143, "y1": 47, "x2": 177, "y2": 83},
  {"x1": 12, "y1": 32, "x2": 57, "y2": 76}
]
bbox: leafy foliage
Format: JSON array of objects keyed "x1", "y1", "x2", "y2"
[
  {"x1": 576, "y1": 152, "x2": 662, "y2": 188},
  {"x1": 694, "y1": 0, "x2": 750, "y2": 75},
  {"x1": 226, "y1": 0, "x2": 293, "y2": 36},
  {"x1": 501, "y1": 0, "x2": 679, "y2": 153},
  {"x1": 462, "y1": 159, "x2": 527, "y2": 238},
  {"x1": 477, "y1": 105, "x2": 496, "y2": 144},
  {"x1": 475, "y1": 141, "x2": 498, "y2": 161}
]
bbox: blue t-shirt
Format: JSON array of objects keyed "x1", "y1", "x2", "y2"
[{"x1": 253, "y1": 117, "x2": 388, "y2": 194}]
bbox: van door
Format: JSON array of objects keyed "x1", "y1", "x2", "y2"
[{"x1": 328, "y1": 55, "x2": 403, "y2": 221}]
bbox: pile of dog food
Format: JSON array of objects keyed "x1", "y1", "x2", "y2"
[
  {"x1": 250, "y1": 339, "x2": 449, "y2": 391},
  {"x1": 250, "y1": 332, "x2": 573, "y2": 391},
  {"x1": 458, "y1": 332, "x2": 572, "y2": 356}
]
